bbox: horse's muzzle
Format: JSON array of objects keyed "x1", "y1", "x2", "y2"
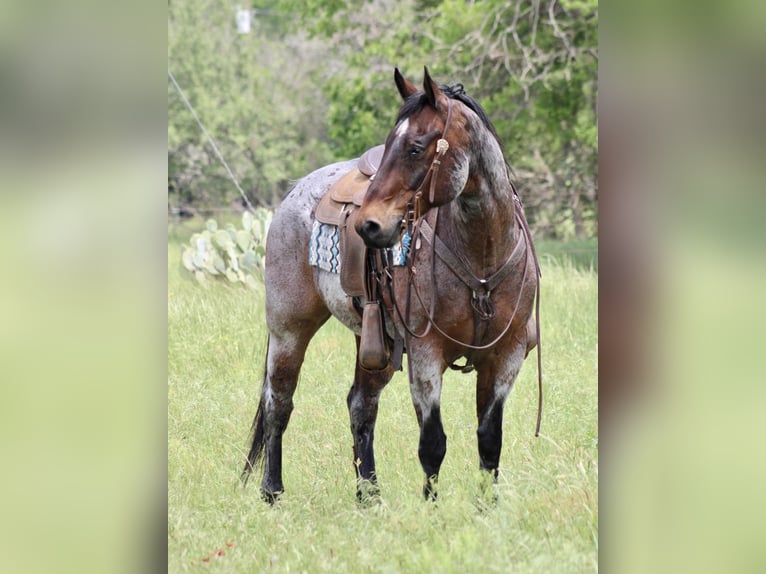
[{"x1": 356, "y1": 217, "x2": 401, "y2": 249}]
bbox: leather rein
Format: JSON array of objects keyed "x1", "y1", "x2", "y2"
[{"x1": 377, "y1": 98, "x2": 544, "y2": 436}]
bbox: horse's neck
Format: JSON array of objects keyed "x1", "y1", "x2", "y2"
[{"x1": 444, "y1": 138, "x2": 517, "y2": 274}]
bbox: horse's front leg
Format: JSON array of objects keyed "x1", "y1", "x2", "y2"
[
  {"x1": 348, "y1": 336, "x2": 394, "y2": 502},
  {"x1": 407, "y1": 349, "x2": 447, "y2": 501},
  {"x1": 475, "y1": 345, "x2": 527, "y2": 483}
]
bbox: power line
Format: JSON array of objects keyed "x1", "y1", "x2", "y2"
[{"x1": 168, "y1": 69, "x2": 256, "y2": 212}]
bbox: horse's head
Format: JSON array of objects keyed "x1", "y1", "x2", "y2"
[{"x1": 356, "y1": 67, "x2": 471, "y2": 248}]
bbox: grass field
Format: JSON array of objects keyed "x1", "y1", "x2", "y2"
[{"x1": 168, "y1": 225, "x2": 597, "y2": 573}]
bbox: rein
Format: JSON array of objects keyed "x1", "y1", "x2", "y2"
[{"x1": 396, "y1": 204, "x2": 529, "y2": 355}]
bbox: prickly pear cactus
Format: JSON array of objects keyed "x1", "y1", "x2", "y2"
[{"x1": 181, "y1": 209, "x2": 272, "y2": 288}]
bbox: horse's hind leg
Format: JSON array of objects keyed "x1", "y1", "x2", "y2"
[
  {"x1": 347, "y1": 336, "x2": 394, "y2": 502},
  {"x1": 245, "y1": 309, "x2": 329, "y2": 503}
]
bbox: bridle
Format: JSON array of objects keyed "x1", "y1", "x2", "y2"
[{"x1": 404, "y1": 98, "x2": 455, "y2": 233}]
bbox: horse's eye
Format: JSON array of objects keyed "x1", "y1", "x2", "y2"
[{"x1": 409, "y1": 145, "x2": 423, "y2": 158}]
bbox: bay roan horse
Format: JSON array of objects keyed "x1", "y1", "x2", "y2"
[{"x1": 242, "y1": 67, "x2": 540, "y2": 503}]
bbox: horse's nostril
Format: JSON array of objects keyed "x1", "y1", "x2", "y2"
[{"x1": 360, "y1": 219, "x2": 381, "y2": 239}]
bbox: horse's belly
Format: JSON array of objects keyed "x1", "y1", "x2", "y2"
[{"x1": 314, "y1": 269, "x2": 363, "y2": 335}]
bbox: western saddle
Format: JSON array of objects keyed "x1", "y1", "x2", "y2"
[
  {"x1": 313, "y1": 144, "x2": 395, "y2": 371},
  {"x1": 314, "y1": 144, "x2": 385, "y2": 298}
]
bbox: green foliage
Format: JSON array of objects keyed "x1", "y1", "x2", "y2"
[
  {"x1": 180, "y1": 209, "x2": 272, "y2": 288},
  {"x1": 168, "y1": 0, "x2": 334, "y2": 210}
]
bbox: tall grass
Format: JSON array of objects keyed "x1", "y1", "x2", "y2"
[{"x1": 168, "y1": 233, "x2": 598, "y2": 573}]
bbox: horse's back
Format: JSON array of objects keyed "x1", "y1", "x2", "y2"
[
  {"x1": 264, "y1": 160, "x2": 357, "y2": 331},
  {"x1": 272, "y1": 159, "x2": 358, "y2": 230}
]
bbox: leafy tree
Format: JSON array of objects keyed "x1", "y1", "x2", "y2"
[{"x1": 168, "y1": 0, "x2": 334, "y2": 211}]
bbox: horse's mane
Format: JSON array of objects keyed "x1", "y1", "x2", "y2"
[{"x1": 395, "y1": 83, "x2": 503, "y2": 150}]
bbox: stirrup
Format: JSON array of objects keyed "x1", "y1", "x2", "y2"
[{"x1": 359, "y1": 302, "x2": 389, "y2": 370}]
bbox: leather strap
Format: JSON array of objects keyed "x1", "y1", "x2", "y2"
[
  {"x1": 417, "y1": 218, "x2": 526, "y2": 300},
  {"x1": 405, "y1": 98, "x2": 455, "y2": 232}
]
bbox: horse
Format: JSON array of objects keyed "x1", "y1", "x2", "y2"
[{"x1": 242, "y1": 67, "x2": 541, "y2": 503}]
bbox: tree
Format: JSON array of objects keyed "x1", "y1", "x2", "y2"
[{"x1": 168, "y1": 0, "x2": 334, "y2": 211}]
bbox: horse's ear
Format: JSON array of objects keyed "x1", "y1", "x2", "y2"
[
  {"x1": 394, "y1": 68, "x2": 418, "y2": 101},
  {"x1": 423, "y1": 66, "x2": 443, "y2": 110}
]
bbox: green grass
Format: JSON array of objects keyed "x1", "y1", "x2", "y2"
[
  {"x1": 535, "y1": 237, "x2": 597, "y2": 272},
  {"x1": 168, "y1": 230, "x2": 598, "y2": 573}
]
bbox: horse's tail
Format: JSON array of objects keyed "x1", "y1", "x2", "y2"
[{"x1": 241, "y1": 334, "x2": 269, "y2": 485}]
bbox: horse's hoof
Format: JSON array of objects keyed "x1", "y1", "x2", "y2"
[
  {"x1": 356, "y1": 480, "x2": 381, "y2": 507},
  {"x1": 423, "y1": 477, "x2": 439, "y2": 502},
  {"x1": 475, "y1": 470, "x2": 499, "y2": 510},
  {"x1": 260, "y1": 488, "x2": 283, "y2": 505},
  {"x1": 356, "y1": 492, "x2": 382, "y2": 508}
]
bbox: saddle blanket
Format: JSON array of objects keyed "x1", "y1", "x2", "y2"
[{"x1": 308, "y1": 220, "x2": 411, "y2": 273}]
